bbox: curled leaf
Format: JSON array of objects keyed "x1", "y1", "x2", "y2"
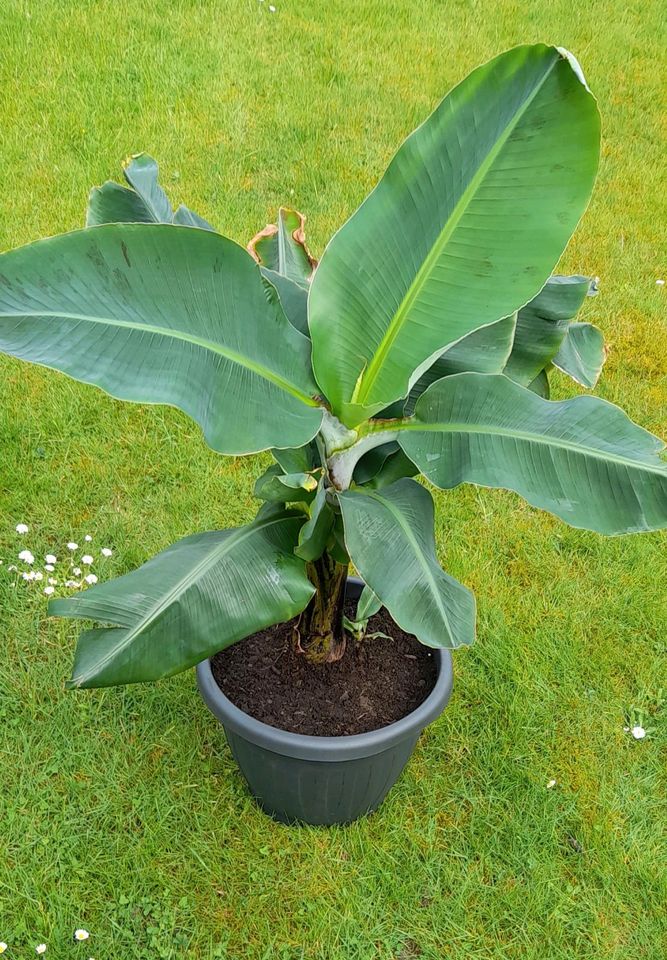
[{"x1": 248, "y1": 207, "x2": 318, "y2": 285}]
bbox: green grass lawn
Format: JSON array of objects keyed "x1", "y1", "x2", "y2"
[{"x1": 1, "y1": 0, "x2": 666, "y2": 957}]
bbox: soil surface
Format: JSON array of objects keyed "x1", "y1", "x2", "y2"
[{"x1": 210, "y1": 601, "x2": 437, "y2": 736}]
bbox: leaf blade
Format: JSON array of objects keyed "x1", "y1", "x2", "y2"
[
  {"x1": 339, "y1": 479, "x2": 475, "y2": 649},
  {"x1": 173, "y1": 204, "x2": 216, "y2": 231},
  {"x1": 399, "y1": 373, "x2": 667, "y2": 534},
  {"x1": 248, "y1": 208, "x2": 316, "y2": 286},
  {"x1": 86, "y1": 181, "x2": 155, "y2": 227},
  {"x1": 503, "y1": 275, "x2": 593, "y2": 386},
  {"x1": 51, "y1": 513, "x2": 315, "y2": 688},
  {"x1": 261, "y1": 268, "x2": 309, "y2": 336},
  {"x1": 294, "y1": 478, "x2": 335, "y2": 562},
  {"x1": 0, "y1": 223, "x2": 322, "y2": 455},
  {"x1": 310, "y1": 45, "x2": 600, "y2": 424},
  {"x1": 122, "y1": 154, "x2": 173, "y2": 222},
  {"x1": 356, "y1": 585, "x2": 382, "y2": 622},
  {"x1": 405, "y1": 314, "x2": 517, "y2": 414},
  {"x1": 553, "y1": 321, "x2": 606, "y2": 387},
  {"x1": 254, "y1": 464, "x2": 318, "y2": 503}
]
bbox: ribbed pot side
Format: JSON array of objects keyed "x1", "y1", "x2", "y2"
[{"x1": 196, "y1": 578, "x2": 453, "y2": 825}]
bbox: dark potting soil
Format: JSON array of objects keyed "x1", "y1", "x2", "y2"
[{"x1": 210, "y1": 601, "x2": 437, "y2": 736}]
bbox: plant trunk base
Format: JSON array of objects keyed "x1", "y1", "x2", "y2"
[
  {"x1": 297, "y1": 555, "x2": 348, "y2": 664},
  {"x1": 295, "y1": 627, "x2": 346, "y2": 664}
]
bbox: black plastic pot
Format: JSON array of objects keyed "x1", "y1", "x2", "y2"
[{"x1": 196, "y1": 577, "x2": 453, "y2": 825}]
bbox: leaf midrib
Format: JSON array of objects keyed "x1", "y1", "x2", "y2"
[
  {"x1": 398, "y1": 418, "x2": 667, "y2": 476},
  {"x1": 0, "y1": 309, "x2": 318, "y2": 407},
  {"x1": 277, "y1": 213, "x2": 289, "y2": 275},
  {"x1": 354, "y1": 53, "x2": 559, "y2": 407}
]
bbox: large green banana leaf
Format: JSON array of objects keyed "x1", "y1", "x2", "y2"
[
  {"x1": 50, "y1": 511, "x2": 314, "y2": 688},
  {"x1": 309, "y1": 44, "x2": 600, "y2": 426},
  {"x1": 0, "y1": 224, "x2": 322, "y2": 454},
  {"x1": 398, "y1": 374, "x2": 667, "y2": 534},
  {"x1": 503, "y1": 275, "x2": 593, "y2": 385},
  {"x1": 338, "y1": 479, "x2": 475, "y2": 648},
  {"x1": 552, "y1": 321, "x2": 606, "y2": 387}
]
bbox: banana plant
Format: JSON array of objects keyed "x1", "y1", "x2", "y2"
[{"x1": 1, "y1": 44, "x2": 666, "y2": 689}]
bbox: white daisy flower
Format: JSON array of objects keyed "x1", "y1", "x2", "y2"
[
  {"x1": 74, "y1": 930, "x2": 89, "y2": 942},
  {"x1": 22, "y1": 571, "x2": 33, "y2": 581},
  {"x1": 36, "y1": 946, "x2": 47, "y2": 955},
  {"x1": 81, "y1": 555, "x2": 94, "y2": 565},
  {"x1": 269, "y1": 3, "x2": 276, "y2": 9},
  {"x1": 8, "y1": 565, "x2": 17, "y2": 572},
  {"x1": 48, "y1": 578, "x2": 58, "y2": 585},
  {"x1": 45, "y1": 554, "x2": 57, "y2": 564},
  {"x1": 84, "y1": 574, "x2": 98, "y2": 585},
  {"x1": 656, "y1": 279, "x2": 665, "y2": 286},
  {"x1": 631, "y1": 725, "x2": 646, "y2": 740},
  {"x1": 101, "y1": 548, "x2": 113, "y2": 557},
  {"x1": 18, "y1": 549, "x2": 35, "y2": 564},
  {"x1": 65, "y1": 580, "x2": 80, "y2": 588},
  {"x1": 45, "y1": 564, "x2": 55, "y2": 572},
  {"x1": 34, "y1": 571, "x2": 43, "y2": 581},
  {"x1": 0, "y1": 942, "x2": 8, "y2": 953},
  {"x1": 546, "y1": 779, "x2": 557, "y2": 789},
  {"x1": 44, "y1": 586, "x2": 55, "y2": 596},
  {"x1": 84, "y1": 535, "x2": 93, "y2": 542},
  {"x1": 67, "y1": 542, "x2": 78, "y2": 551},
  {"x1": 16, "y1": 523, "x2": 29, "y2": 534},
  {"x1": 73, "y1": 567, "x2": 82, "y2": 575}
]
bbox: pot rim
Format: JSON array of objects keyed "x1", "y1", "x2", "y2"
[{"x1": 196, "y1": 578, "x2": 454, "y2": 762}]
